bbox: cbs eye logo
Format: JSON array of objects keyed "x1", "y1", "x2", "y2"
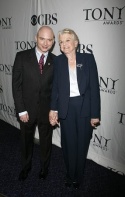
[
  {"x1": 31, "y1": 15, "x2": 37, "y2": 26},
  {"x1": 31, "y1": 14, "x2": 57, "y2": 26}
]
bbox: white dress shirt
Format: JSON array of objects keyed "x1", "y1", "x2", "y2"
[{"x1": 68, "y1": 66, "x2": 80, "y2": 97}]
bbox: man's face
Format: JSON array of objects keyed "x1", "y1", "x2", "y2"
[{"x1": 36, "y1": 27, "x2": 54, "y2": 53}]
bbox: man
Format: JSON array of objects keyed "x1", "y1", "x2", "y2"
[{"x1": 12, "y1": 26, "x2": 56, "y2": 181}]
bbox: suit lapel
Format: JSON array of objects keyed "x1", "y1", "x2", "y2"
[
  {"x1": 29, "y1": 48, "x2": 40, "y2": 76},
  {"x1": 61, "y1": 53, "x2": 87, "y2": 95},
  {"x1": 28, "y1": 49, "x2": 53, "y2": 77},
  {"x1": 76, "y1": 53, "x2": 87, "y2": 95},
  {"x1": 43, "y1": 52, "x2": 53, "y2": 74},
  {"x1": 61, "y1": 55, "x2": 70, "y2": 94}
]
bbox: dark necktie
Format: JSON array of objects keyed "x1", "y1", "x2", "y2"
[{"x1": 39, "y1": 54, "x2": 44, "y2": 74}]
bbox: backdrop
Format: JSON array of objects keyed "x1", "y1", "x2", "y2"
[{"x1": 0, "y1": 0, "x2": 125, "y2": 176}]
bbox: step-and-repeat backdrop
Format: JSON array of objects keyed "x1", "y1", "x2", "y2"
[{"x1": 0, "y1": 0, "x2": 125, "y2": 175}]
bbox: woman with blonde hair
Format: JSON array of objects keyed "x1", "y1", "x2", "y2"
[{"x1": 49, "y1": 28, "x2": 100, "y2": 189}]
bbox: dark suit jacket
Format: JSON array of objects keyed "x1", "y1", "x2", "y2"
[
  {"x1": 12, "y1": 47, "x2": 56, "y2": 124},
  {"x1": 51, "y1": 52, "x2": 100, "y2": 119}
]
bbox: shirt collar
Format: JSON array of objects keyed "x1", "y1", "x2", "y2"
[{"x1": 35, "y1": 47, "x2": 48, "y2": 58}]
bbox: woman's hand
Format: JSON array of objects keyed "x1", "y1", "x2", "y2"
[
  {"x1": 91, "y1": 118, "x2": 100, "y2": 127},
  {"x1": 49, "y1": 110, "x2": 58, "y2": 126}
]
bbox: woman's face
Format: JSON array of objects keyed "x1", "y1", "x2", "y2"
[{"x1": 59, "y1": 33, "x2": 78, "y2": 55}]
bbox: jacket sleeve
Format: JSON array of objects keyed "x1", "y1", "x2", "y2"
[
  {"x1": 89, "y1": 54, "x2": 101, "y2": 119},
  {"x1": 12, "y1": 52, "x2": 26, "y2": 113},
  {"x1": 50, "y1": 57, "x2": 59, "y2": 111}
]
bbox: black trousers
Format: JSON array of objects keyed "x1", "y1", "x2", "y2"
[
  {"x1": 20, "y1": 119, "x2": 52, "y2": 172},
  {"x1": 60, "y1": 96, "x2": 93, "y2": 183}
]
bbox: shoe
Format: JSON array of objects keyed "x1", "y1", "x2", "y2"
[
  {"x1": 39, "y1": 169, "x2": 48, "y2": 180},
  {"x1": 73, "y1": 182, "x2": 80, "y2": 189},
  {"x1": 18, "y1": 168, "x2": 31, "y2": 181},
  {"x1": 64, "y1": 176, "x2": 71, "y2": 188},
  {"x1": 64, "y1": 180, "x2": 71, "y2": 188}
]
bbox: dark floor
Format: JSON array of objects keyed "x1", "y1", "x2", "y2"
[{"x1": 0, "y1": 119, "x2": 125, "y2": 197}]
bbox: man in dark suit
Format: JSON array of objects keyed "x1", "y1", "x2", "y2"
[{"x1": 12, "y1": 26, "x2": 56, "y2": 181}]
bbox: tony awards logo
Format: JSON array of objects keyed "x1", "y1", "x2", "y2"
[{"x1": 83, "y1": 6, "x2": 125, "y2": 25}]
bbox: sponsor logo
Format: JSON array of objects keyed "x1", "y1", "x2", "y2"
[
  {"x1": 83, "y1": 6, "x2": 125, "y2": 25},
  {"x1": 15, "y1": 41, "x2": 36, "y2": 51},
  {"x1": 99, "y1": 76, "x2": 119, "y2": 94},
  {"x1": 0, "y1": 64, "x2": 13, "y2": 75},
  {"x1": 0, "y1": 84, "x2": 3, "y2": 93},
  {"x1": 0, "y1": 103, "x2": 16, "y2": 116},
  {"x1": 118, "y1": 112, "x2": 125, "y2": 125},
  {"x1": 107, "y1": 167, "x2": 125, "y2": 176},
  {"x1": 31, "y1": 13, "x2": 57, "y2": 26},
  {"x1": 91, "y1": 133, "x2": 111, "y2": 151},
  {"x1": 0, "y1": 17, "x2": 12, "y2": 29},
  {"x1": 77, "y1": 44, "x2": 93, "y2": 53}
]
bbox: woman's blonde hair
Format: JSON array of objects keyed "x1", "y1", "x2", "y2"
[{"x1": 58, "y1": 28, "x2": 79, "y2": 45}]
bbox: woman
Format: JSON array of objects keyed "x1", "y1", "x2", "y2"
[{"x1": 49, "y1": 28, "x2": 100, "y2": 189}]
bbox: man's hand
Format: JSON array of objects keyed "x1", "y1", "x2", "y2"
[{"x1": 20, "y1": 113, "x2": 29, "y2": 123}]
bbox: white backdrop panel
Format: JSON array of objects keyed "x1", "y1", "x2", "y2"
[{"x1": 0, "y1": 0, "x2": 125, "y2": 175}]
